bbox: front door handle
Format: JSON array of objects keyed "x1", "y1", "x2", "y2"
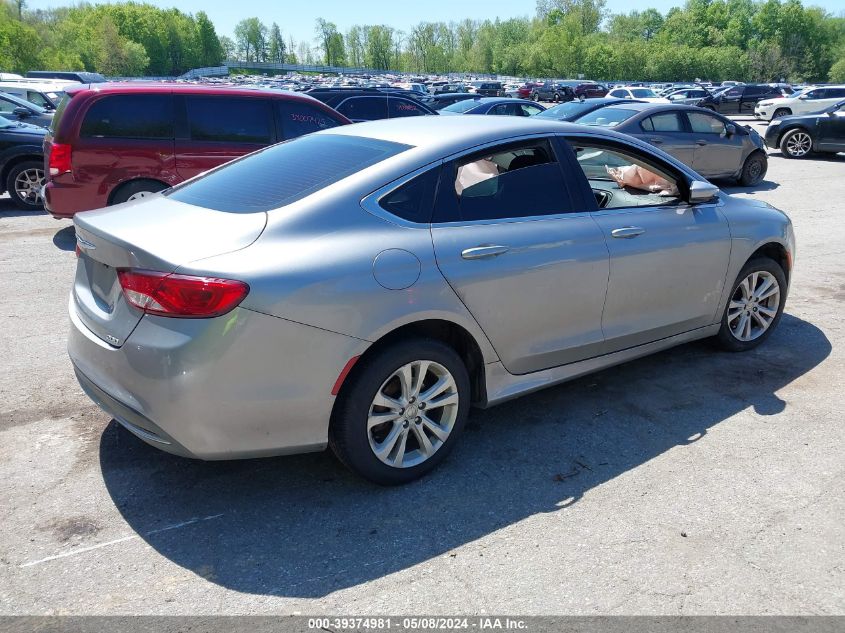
[
  {"x1": 696, "y1": 140, "x2": 708, "y2": 146},
  {"x1": 648, "y1": 137, "x2": 663, "y2": 144},
  {"x1": 461, "y1": 245, "x2": 510, "y2": 260},
  {"x1": 611, "y1": 227, "x2": 646, "y2": 239}
]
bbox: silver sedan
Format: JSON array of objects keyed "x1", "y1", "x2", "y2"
[{"x1": 69, "y1": 116, "x2": 795, "y2": 485}]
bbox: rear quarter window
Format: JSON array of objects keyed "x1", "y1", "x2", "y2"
[
  {"x1": 81, "y1": 95, "x2": 174, "y2": 139},
  {"x1": 166, "y1": 134, "x2": 411, "y2": 213},
  {"x1": 277, "y1": 101, "x2": 343, "y2": 140},
  {"x1": 337, "y1": 97, "x2": 388, "y2": 121}
]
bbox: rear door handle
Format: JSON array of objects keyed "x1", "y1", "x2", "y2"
[
  {"x1": 611, "y1": 227, "x2": 646, "y2": 239},
  {"x1": 461, "y1": 245, "x2": 510, "y2": 260},
  {"x1": 696, "y1": 140, "x2": 708, "y2": 146}
]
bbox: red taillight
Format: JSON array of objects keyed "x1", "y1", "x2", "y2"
[
  {"x1": 117, "y1": 269, "x2": 249, "y2": 318},
  {"x1": 49, "y1": 143, "x2": 72, "y2": 177}
]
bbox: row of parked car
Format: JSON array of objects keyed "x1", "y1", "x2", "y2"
[{"x1": 1, "y1": 76, "x2": 843, "y2": 213}]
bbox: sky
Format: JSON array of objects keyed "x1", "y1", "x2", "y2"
[{"x1": 24, "y1": 0, "x2": 845, "y2": 44}]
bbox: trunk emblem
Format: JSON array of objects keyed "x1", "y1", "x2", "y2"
[
  {"x1": 76, "y1": 235, "x2": 96, "y2": 250},
  {"x1": 105, "y1": 334, "x2": 120, "y2": 345}
]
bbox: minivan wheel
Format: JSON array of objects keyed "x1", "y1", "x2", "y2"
[
  {"x1": 329, "y1": 338, "x2": 470, "y2": 485},
  {"x1": 110, "y1": 179, "x2": 168, "y2": 205},
  {"x1": 715, "y1": 257, "x2": 786, "y2": 352},
  {"x1": 738, "y1": 152, "x2": 767, "y2": 186},
  {"x1": 6, "y1": 160, "x2": 45, "y2": 210},
  {"x1": 780, "y1": 128, "x2": 813, "y2": 158}
]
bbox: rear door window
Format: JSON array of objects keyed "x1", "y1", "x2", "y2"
[
  {"x1": 186, "y1": 97, "x2": 272, "y2": 143},
  {"x1": 277, "y1": 101, "x2": 342, "y2": 139},
  {"x1": 435, "y1": 139, "x2": 574, "y2": 222},
  {"x1": 80, "y1": 95, "x2": 174, "y2": 139},
  {"x1": 337, "y1": 97, "x2": 388, "y2": 121}
]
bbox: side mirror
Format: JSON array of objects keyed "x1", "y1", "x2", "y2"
[
  {"x1": 689, "y1": 180, "x2": 720, "y2": 203},
  {"x1": 725, "y1": 123, "x2": 736, "y2": 136},
  {"x1": 12, "y1": 107, "x2": 31, "y2": 118}
]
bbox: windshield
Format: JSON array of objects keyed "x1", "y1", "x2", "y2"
[
  {"x1": 535, "y1": 100, "x2": 597, "y2": 119},
  {"x1": 630, "y1": 89, "x2": 658, "y2": 98},
  {"x1": 3, "y1": 92, "x2": 45, "y2": 113},
  {"x1": 575, "y1": 108, "x2": 639, "y2": 127},
  {"x1": 442, "y1": 99, "x2": 482, "y2": 113},
  {"x1": 166, "y1": 134, "x2": 412, "y2": 213}
]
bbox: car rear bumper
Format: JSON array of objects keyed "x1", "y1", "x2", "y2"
[
  {"x1": 68, "y1": 296, "x2": 369, "y2": 460},
  {"x1": 44, "y1": 179, "x2": 108, "y2": 218}
]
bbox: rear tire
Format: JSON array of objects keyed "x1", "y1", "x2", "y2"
[
  {"x1": 738, "y1": 152, "x2": 767, "y2": 186},
  {"x1": 779, "y1": 128, "x2": 813, "y2": 159},
  {"x1": 6, "y1": 160, "x2": 45, "y2": 210},
  {"x1": 714, "y1": 257, "x2": 787, "y2": 352},
  {"x1": 110, "y1": 179, "x2": 168, "y2": 205},
  {"x1": 329, "y1": 338, "x2": 470, "y2": 485}
]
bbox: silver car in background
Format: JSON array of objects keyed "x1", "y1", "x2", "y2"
[{"x1": 69, "y1": 116, "x2": 795, "y2": 485}]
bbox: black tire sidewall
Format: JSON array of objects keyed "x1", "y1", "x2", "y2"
[
  {"x1": 772, "y1": 108, "x2": 789, "y2": 119},
  {"x1": 716, "y1": 257, "x2": 787, "y2": 352},
  {"x1": 6, "y1": 160, "x2": 44, "y2": 210},
  {"x1": 329, "y1": 339, "x2": 471, "y2": 485},
  {"x1": 740, "y1": 152, "x2": 767, "y2": 186}
]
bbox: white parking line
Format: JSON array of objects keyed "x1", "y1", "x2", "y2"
[{"x1": 19, "y1": 513, "x2": 225, "y2": 568}]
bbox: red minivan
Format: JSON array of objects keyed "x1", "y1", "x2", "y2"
[{"x1": 43, "y1": 83, "x2": 350, "y2": 218}]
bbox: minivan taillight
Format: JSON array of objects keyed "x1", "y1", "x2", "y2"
[
  {"x1": 117, "y1": 269, "x2": 249, "y2": 318},
  {"x1": 49, "y1": 143, "x2": 72, "y2": 176}
]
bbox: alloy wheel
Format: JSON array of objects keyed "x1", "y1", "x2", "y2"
[
  {"x1": 14, "y1": 167, "x2": 45, "y2": 207},
  {"x1": 785, "y1": 131, "x2": 812, "y2": 157},
  {"x1": 367, "y1": 360, "x2": 459, "y2": 469},
  {"x1": 727, "y1": 271, "x2": 781, "y2": 342}
]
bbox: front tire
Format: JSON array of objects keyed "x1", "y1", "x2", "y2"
[
  {"x1": 738, "y1": 152, "x2": 767, "y2": 186},
  {"x1": 772, "y1": 108, "x2": 790, "y2": 119},
  {"x1": 780, "y1": 128, "x2": 813, "y2": 159},
  {"x1": 329, "y1": 339, "x2": 470, "y2": 485},
  {"x1": 715, "y1": 257, "x2": 787, "y2": 352},
  {"x1": 6, "y1": 160, "x2": 45, "y2": 210}
]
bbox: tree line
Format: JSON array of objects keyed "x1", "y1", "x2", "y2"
[{"x1": 2, "y1": 0, "x2": 844, "y2": 82}]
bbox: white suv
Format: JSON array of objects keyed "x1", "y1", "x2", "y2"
[{"x1": 755, "y1": 85, "x2": 845, "y2": 121}]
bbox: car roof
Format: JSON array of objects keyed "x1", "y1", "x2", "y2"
[
  {"x1": 595, "y1": 103, "x2": 708, "y2": 113},
  {"x1": 320, "y1": 114, "x2": 625, "y2": 155}
]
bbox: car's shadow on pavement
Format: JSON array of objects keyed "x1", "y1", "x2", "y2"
[{"x1": 99, "y1": 313, "x2": 830, "y2": 598}]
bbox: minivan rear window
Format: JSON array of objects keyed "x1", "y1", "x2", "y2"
[{"x1": 166, "y1": 134, "x2": 412, "y2": 213}]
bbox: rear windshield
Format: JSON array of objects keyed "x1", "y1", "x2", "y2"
[{"x1": 166, "y1": 134, "x2": 412, "y2": 213}]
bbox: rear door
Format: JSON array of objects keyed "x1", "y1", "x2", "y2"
[
  {"x1": 685, "y1": 110, "x2": 745, "y2": 178},
  {"x1": 386, "y1": 97, "x2": 430, "y2": 118},
  {"x1": 175, "y1": 95, "x2": 275, "y2": 180},
  {"x1": 636, "y1": 111, "x2": 695, "y2": 166},
  {"x1": 431, "y1": 137, "x2": 610, "y2": 374},
  {"x1": 740, "y1": 86, "x2": 766, "y2": 115}
]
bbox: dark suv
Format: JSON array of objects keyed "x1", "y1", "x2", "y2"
[
  {"x1": 1, "y1": 115, "x2": 47, "y2": 210},
  {"x1": 43, "y1": 84, "x2": 349, "y2": 218},
  {"x1": 530, "y1": 82, "x2": 575, "y2": 103},
  {"x1": 307, "y1": 89, "x2": 438, "y2": 122},
  {"x1": 698, "y1": 84, "x2": 793, "y2": 115},
  {"x1": 469, "y1": 81, "x2": 505, "y2": 97}
]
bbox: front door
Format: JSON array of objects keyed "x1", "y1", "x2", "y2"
[
  {"x1": 818, "y1": 102, "x2": 845, "y2": 151},
  {"x1": 685, "y1": 111, "x2": 746, "y2": 179},
  {"x1": 431, "y1": 137, "x2": 610, "y2": 375},
  {"x1": 564, "y1": 136, "x2": 732, "y2": 353}
]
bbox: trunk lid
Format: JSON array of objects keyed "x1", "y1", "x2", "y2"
[{"x1": 72, "y1": 196, "x2": 266, "y2": 346}]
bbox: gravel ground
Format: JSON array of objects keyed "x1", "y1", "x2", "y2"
[{"x1": 0, "y1": 119, "x2": 842, "y2": 615}]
